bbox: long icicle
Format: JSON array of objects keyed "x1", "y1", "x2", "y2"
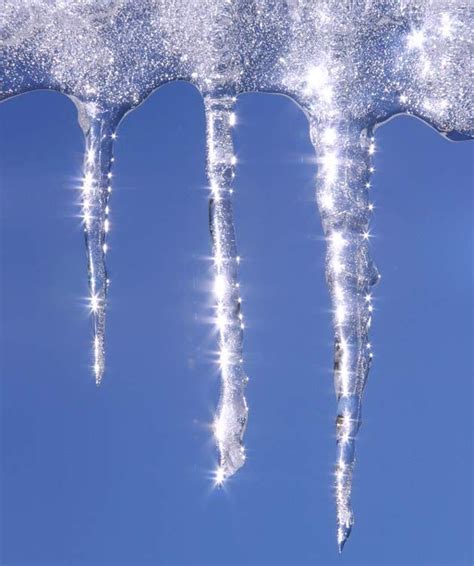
[
  {"x1": 77, "y1": 102, "x2": 118, "y2": 385},
  {"x1": 310, "y1": 119, "x2": 379, "y2": 551},
  {"x1": 204, "y1": 94, "x2": 248, "y2": 485}
]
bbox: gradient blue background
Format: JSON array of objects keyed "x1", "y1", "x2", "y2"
[{"x1": 0, "y1": 84, "x2": 472, "y2": 566}]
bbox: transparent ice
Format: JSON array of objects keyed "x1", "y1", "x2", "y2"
[{"x1": 1, "y1": 0, "x2": 472, "y2": 551}]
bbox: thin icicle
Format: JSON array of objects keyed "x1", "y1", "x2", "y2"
[
  {"x1": 310, "y1": 119, "x2": 379, "y2": 551},
  {"x1": 204, "y1": 94, "x2": 248, "y2": 485},
  {"x1": 76, "y1": 101, "x2": 118, "y2": 384}
]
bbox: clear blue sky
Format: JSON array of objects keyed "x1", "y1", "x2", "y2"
[{"x1": 0, "y1": 83, "x2": 472, "y2": 566}]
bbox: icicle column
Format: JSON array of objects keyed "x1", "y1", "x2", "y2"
[
  {"x1": 79, "y1": 104, "x2": 117, "y2": 384},
  {"x1": 204, "y1": 94, "x2": 248, "y2": 485},
  {"x1": 310, "y1": 120, "x2": 379, "y2": 551}
]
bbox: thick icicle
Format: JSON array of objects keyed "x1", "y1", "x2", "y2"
[
  {"x1": 310, "y1": 119, "x2": 379, "y2": 551},
  {"x1": 76, "y1": 102, "x2": 118, "y2": 384},
  {"x1": 204, "y1": 94, "x2": 248, "y2": 485}
]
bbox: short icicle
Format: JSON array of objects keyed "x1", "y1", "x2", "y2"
[
  {"x1": 76, "y1": 101, "x2": 119, "y2": 385},
  {"x1": 310, "y1": 119, "x2": 379, "y2": 551},
  {"x1": 204, "y1": 94, "x2": 248, "y2": 486}
]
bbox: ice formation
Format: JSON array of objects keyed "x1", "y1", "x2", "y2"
[
  {"x1": 205, "y1": 94, "x2": 248, "y2": 484},
  {"x1": 1, "y1": 0, "x2": 472, "y2": 551}
]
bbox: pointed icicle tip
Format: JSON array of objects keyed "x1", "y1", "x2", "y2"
[
  {"x1": 337, "y1": 524, "x2": 352, "y2": 553},
  {"x1": 92, "y1": 328, "x2": 105, "y2": 386},
  {"x1": 94, "y1": 366, "x2": 104, "y2": 386},
  {"x1": 94, "y1": 366, "x2": 104, "y2": 387}
]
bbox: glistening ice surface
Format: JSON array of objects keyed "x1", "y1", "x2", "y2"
[{"x1": 1, "y1": 0, "x2": 472, "y2": 551}]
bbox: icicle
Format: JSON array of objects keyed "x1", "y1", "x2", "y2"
[
  {"x1": 310, "y1": 119, "x2": 379, "y2": 551},
  {"x1": 75, "y1": 101, "x2": 119, "y2": 385},
  {"x1": 204, "y1": 94, "x2": 248, "y2": 486}
]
